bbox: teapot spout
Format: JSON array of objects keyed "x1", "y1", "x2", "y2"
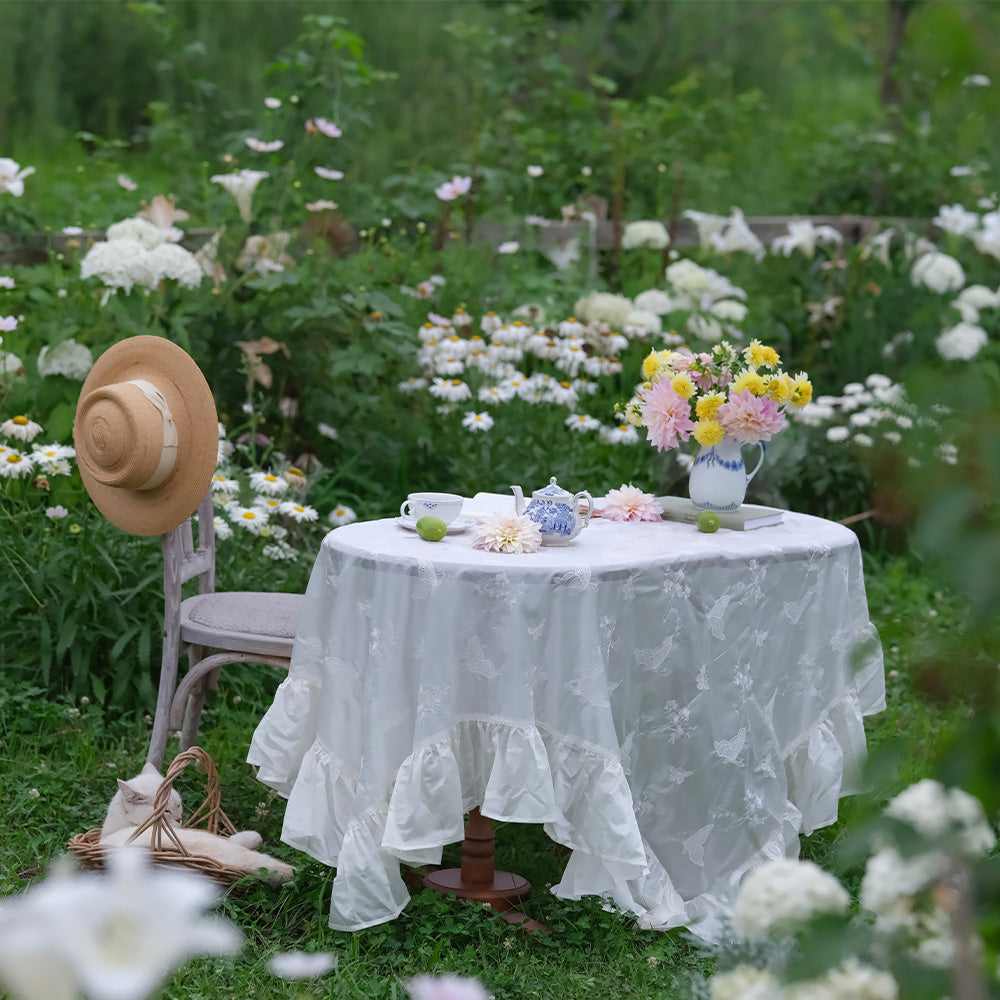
[{"x1": 510, "y1": 485, "x2": 525, "y2": 515}]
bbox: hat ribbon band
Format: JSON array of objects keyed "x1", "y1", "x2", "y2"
[{"x1": 127, "y1": 379, "x2": 178, "y2": 490}]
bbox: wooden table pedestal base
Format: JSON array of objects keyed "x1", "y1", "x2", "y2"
[{"x1": 422, "y1": 807, "x2": 549, "y2": 933}]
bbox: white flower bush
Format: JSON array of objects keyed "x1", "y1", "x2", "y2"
[
  {"x1": 703, "y1": 778, "x2": 996, "y2": 999},
  {"x1": 730, "y1": 858, "x2": 850, "y2": 940}
]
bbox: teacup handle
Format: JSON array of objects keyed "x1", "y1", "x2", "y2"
[
  {"x1": 575, "y1": 491, "x2": 595, "y2": 525},
  {"x1": 400, "y1": 500, "x2": 412, "y2": 518},
  {"x1": 744, "y1": 441, "x2": 766, "y2": 484}
]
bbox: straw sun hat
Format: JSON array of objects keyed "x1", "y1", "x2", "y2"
[{"x1": 73, "y1": 335, "x2": 218, "y2": 536}]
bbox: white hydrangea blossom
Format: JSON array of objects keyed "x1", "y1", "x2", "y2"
[
  {"x1": 936, "y1": 320, "x2": 988, "y2": 360},
  {"x1": 633, "y1": 288, "x2": 675, "y2": 314},
  {"x1": 621, "y1": 220, "x2": 669, "y2": 250},
  {"x1": 106, "y1": 217, "x2": 166, "y2": 250},
  {"x1": 147, "y1": 243, "x2": 204, "y2": 288},
  {"x1": 783, "y1": 959, "x2": 898, "y2": 1000},
  {"x1": 80, "y1": 238, "x2": 156, "y2": 294},
  {"x1": 708, "y1": 964, "x2": 781, "y2": 1000},
  {"x1": 37, "y1": 339, "x2": 94, "y2": 380},
  {"x1": 572, "y1": 291, "x2": 633, "y2": 330},
  {"x1": 884, "y1": 778, "x2": 997, "y2": 856},
  {"x1": 911, "y1": 250, "x2": 965, "y2": 294},
  {"x1": 730, "y1": 858, "x2": 850, "y2": 940}
]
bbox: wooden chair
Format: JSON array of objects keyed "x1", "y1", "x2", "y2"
[{"x1": 147, "y1": 490, "x2": 304, "y2": 768}]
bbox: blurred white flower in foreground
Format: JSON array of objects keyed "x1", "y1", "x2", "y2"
[
  {"x1": 0, "y1": 157, "x2": 35, "y2": 197},
  {"x1": 730, "y1": 857, "x2": 849, "y2": 940},
  {"x1": 268, "y1": 951, "x2": 336, "y2": 980},
  {"x1": 0, "y1": 849, "x2": 241, "y2": 1000},
  {"x1": 407, "y1": 973, "x2": 490, "y2": 1000}
]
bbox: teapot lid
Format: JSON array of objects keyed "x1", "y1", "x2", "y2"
[{"x1": 532, "y1": 476, "x2": 572, "y2": 499}]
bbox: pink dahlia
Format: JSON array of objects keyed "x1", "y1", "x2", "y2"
[
  {"x1": 601, "y1": 485, "x2": 662, "y2": 522},
  {"x1": 716, "y1": 388, "x2": 786, "y2": 444},
  {"x1": 640, "y1": 379, "x2": 696, "y2": 452}
]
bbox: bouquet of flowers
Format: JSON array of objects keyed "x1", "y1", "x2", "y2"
[{"x1": 622, "y1": 340, "x2": 813, "y2": 452}]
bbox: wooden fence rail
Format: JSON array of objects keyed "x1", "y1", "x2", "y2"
[{"x1": 0, "y1": 214, "x2": 918, "y2": 268}]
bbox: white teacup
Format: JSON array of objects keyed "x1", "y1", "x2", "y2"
[{"x1": 400, "y1": 492, "x2": 464, "y2": 525}]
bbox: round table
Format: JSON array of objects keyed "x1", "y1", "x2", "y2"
[{"x1": 248, "y1": 504, "x2": 885, "y2": 939}]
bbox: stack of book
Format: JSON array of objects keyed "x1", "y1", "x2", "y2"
[{"x1": 655, "y1": 496, "x2": 784, "y2": 531}]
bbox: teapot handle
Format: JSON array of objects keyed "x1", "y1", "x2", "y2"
[{"x1": 575, "y1": 491, "x2": 595, "y2": 524}]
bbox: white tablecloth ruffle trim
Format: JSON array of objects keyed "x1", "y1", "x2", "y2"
[{"x1": 254, "y1": 711, "x2": 651, "y2": 931}]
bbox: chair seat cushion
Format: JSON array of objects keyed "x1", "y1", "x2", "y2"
[{"x1": 180, "y1": 591, "x2": 304, "y2": 657}]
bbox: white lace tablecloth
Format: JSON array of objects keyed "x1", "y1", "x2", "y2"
[{"x1": 248, "y1": 506, "x2": 885, "y2": 938}]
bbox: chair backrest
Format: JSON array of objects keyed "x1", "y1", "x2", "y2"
[{"x1": 161, "y1": 491, "x2": 217, "y2": 624}]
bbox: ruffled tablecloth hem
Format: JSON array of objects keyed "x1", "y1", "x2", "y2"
[{"x1": 249, "y1": 673, "x2": 881, "y2": 934}]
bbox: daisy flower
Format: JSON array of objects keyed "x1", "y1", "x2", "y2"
[
  {"x1": 249, "y1": 471, "x2": 289, "y2": 496},
  {"x1": 252, "y1": 496, "x2": 284, "y2": 516},
  {"x1": 229, "y1": 506, "x2": 269, "y2": 534},
  {"x1": 210, "y1": 475, "x2": 239, "y2": 495},
  {"x1": 565, "y1": 414, "x2": 600, "y2": 432},
  {"x1": 600, "y1": 423, "x2": 640, "y2": 445},
  {"x1": 314, "y1": 166, "x2": 344, "y2": 181},
  {"x1": 601, "y1": 485, "x2": 662, "y2": 522},
  {"x1": 429, "y1": 378, "x2": 472, "y2": 403},
  {"x1": 473, "y1": 512, "x2": 542, "y2": 554},
  {"x1": 212, "y1": 516, "x2": 233, "y2": 540},
  {"x1": 329, "y1": 504, "x2": 357, "y2": 526},
  {"x1": 279, "y1": 501, "x2": 318, "y2": 522},
  {"x1": 461, "y1": 411, "x2": 494, "y2": 432},
  {"x1": 0, "y1": 450, "x2": 34, "y2": 477},
  {"x1": 317, "y1": 423, "x2": 339, "y2": 440},
  {"x1": 45, "y1": 505, "x2": 69, "y2": 520},
  {"x1": 1, "y1": 414, "x2": 43, "y2": 442},
  {"x1": 31, "y1": 442, "x2": 75, "y2": 464}
]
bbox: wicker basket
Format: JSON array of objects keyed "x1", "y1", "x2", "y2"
[{"x1": 68, "y1": 746, "x2": 252, "y2": 886}]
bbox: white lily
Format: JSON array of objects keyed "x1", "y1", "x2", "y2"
[{"x1": 0, "y1": 157, "x2": 36, "y2": 197}]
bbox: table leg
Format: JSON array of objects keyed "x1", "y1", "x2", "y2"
[{"x1": 422, "y1": 807, "x2": 532, "y2": 909}]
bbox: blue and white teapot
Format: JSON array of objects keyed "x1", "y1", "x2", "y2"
[{"x1": 511, "y1": 477, "x2": 594, "y2": 546}]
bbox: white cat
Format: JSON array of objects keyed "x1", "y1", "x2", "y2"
[{"x1": 100, "y1": 763, "x2": 295, "y2": 885}]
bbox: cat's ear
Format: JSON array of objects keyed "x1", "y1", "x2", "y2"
[
  {"x1": 117, "y1": 778, "x2": 148, "y2": 805},
  {"x1": 140, "y1": 762, "x2": 163, "y2": 778}
]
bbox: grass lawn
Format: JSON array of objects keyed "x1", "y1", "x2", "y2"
[{"x1": 0, "y1": 551, "x2": 962, "y2": 1000}]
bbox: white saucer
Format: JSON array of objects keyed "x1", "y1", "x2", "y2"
[{"x1": 397, "y1": 515, "x2": 474, "y2": 535}]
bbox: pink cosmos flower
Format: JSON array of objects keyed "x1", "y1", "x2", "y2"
[
  {"x1": 640, "y1": 379, "x2": 696, "y2": 451},
  {"x1": 307, "y1": 118, "x2": 342, "y2": 138},
  {"x1": 601, "y1": 485, "x2": 662, "y2": 522},
  {"x1": 716, "y1": 388, "x2": 786, "y2": 444},
  {"x1": 435, "y1": 175, "x2": 472, "y2": 201}
]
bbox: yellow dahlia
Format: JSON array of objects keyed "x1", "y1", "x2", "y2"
[
  {"x1": 693, "y1": 419, "x2": 726, "y2": 447},
  {"x1": 695, "y1": 391, "x2": 726, "y2": 420}
]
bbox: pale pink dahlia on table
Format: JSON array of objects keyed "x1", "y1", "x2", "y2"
[
  {"x1": 601, "y1": 485, "x2": 662, "y2": 522},
  {"x1": 639, "y1": 378, "x2": 696, "y2": 451},
  {"x1": 716, "y1": 388, "x2": 786, "y2": 444},
  {"x1": 473, "y1": 512, "x2": 542, "y2": 554}
]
